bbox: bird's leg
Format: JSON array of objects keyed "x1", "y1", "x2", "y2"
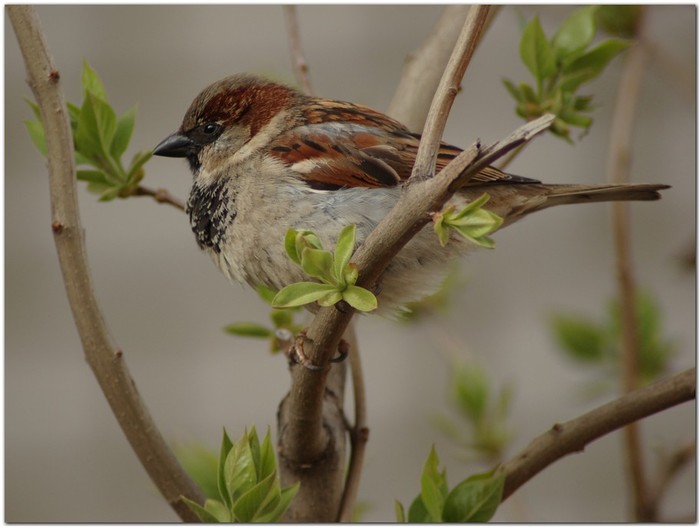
[{"x1": 287, "y1": 329, "x2": 350, "y2": 370}]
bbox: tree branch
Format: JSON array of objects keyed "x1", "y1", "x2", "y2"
[
  {"x1": 605, "y1": 7, "x2": 653, "y2": 520},
  {"x1": 337, "y1": 321, "x2": 368, "y2": 522},
  {"x1": 500, "y1": 368, "x2": 696, "y2": 502},
  {"x1": 277, "y1": 5, "x2": 552, "y2": 521},
  {"x1": 284, "y1": 5, "x2": 314, "y2": 96},
  {"x1": 133, "y1": 184, "x2": 186, "y2": 211},
  {"x1": 410, "y1": 5, "x2": 491, "y2": 183},
  {"x1": 8, "y1": 6, "x2": 204, "y2": 521},
  {"x1": 387, "y1": 6, "x2": 499, "y2": 129}
]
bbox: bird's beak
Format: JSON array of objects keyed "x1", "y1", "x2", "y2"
[{"x1": 153, "y1": 132, "x2": 197, "y2": 158}]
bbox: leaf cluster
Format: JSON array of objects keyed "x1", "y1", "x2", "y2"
[
  {"x1": 435, "y1": 361, "x2": 513, "y2": 463},
  {"x1": 552, "y1": 291, "x2": 675, "y2": 390},
  {"x1": 224, "y1": 285, "x2": 306, "y2": 354},
  {"x1": 25, "y1": 61, "x2": 151, "y2": 201},
  {"x1": 271, "y1": 225, "x2": 378, "y2": 312},
  {"x1": 181, "y1": 427, "x2": 299, "y2": 522},
  {"x1": 395, "y1": 446, "x2": 504, "y2": 522},
  {"x1": 432, "y1": 194, "x2": 503, "y2": 249},
  {"x1": 503, "y1": 6, "x2": 630, "y2": 142}
]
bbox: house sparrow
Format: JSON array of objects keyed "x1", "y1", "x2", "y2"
[{"x1": 154, "y1": 73, "x2": 668, "y2": 316}]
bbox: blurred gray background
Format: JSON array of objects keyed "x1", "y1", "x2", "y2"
[{"x1": 5, "y1": 5, "x2": 695, "y2": 522}]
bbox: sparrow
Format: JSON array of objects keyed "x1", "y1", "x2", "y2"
[{"x1": 154, "y1": 73, "x2": 668, "y2": 316}]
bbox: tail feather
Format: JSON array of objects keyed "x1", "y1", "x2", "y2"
[{"x1": 542, "y1": 183, "x2": 670, "y2": 209}]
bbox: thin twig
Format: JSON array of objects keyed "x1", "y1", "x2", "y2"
[
  {"x1": 284, "y1": 5, "x2": 314, "y2": 96},
  {"x1": 650, "y1": 440, "x2": 696, "y2": 513},
  {"x1": 388, "y1": 6, "x2": 500, "y2": 129},
  {"x1": 387, "y1": 5, "x2": 469, "y2": 128},
  {"x1": 500, "y1": 368, "x2": 696, "y2": 501},
  {"x1": 337, "y1": 321, "x2": 368, "y2": 522},
  {"x1": 133, "y1": 185, "x2": 186, "y2": 211},
  {"x1": 605, "y1": 7, "x2": 653, "y2": 521},
  {"x1": 8, "y1": 6, "x2": 204, "y2": 521},
  {"x1": 411, "y1": 5, "x2": 492, "y2": 183}
]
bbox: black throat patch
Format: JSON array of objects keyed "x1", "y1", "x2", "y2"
[{"x1": 186, "y1": 178, "x2": 236, "y2": 253}]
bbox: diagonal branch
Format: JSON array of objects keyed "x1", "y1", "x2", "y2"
[
  {"x1": 8, "y1": 6, "x2": 204, "y2": 521},
  {"x1": 500, "y1": 368, "x2": 696, "y2": 501}
]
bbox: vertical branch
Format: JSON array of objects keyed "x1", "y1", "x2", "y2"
[
  {"x1": 337, "y1": 321, "x2": 368, "y2": 522},
  {"x1": 284, "y1": 5, "x2": 314, "y2": 96},
  {"x1": 388, "y1": 6, "x2": 499, "y2": 129},
  {"x1": 8, "y1": 6, "x2": 204, "y2": 521},
  {"x1": 605, "y1": 7, "x2": 654, "y2": 521},
  {"x1": 410, "y1": 5, "x2": 492, "y2": 183}
]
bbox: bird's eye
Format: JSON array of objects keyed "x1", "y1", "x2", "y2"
[
  {"x1": 188, "y1": 122, "x2": 223, "y2": 146},
  {"x1": 203, "y1": 123, "x2": 220, "y2": 135}
]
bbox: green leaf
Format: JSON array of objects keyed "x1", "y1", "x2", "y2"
[
  {"x1": 232, "y1": 472, "x2": 278, "y2": 522},
  {"x1": 407, "y1": 493, "x2": 430, "y2": 523},
  {"x1": 573, "y1": 94, "x2": 594, "y2": 112},
  {"x1": 272, "y1": 282, "x2": 338, "y2": 308},
  {"x1": 285, "y1": 229, "x2": 323, "y2": 265},
  {"x1": 300, "y1": 248, "x2": 336, "y2": 284},
  {"x1": 343, "y1": 262, "x2": 359, "y2": 286},
  {"x1": 77, "y1": 170, "x2": 109, "y2": 184},
  {"x1": 342, "y1": 285, "x2": 378, "y2": 312},
  {"x1": 224, "y1": 322, "x2": 273, "y2": 338},
  {"x1": 81, "y1": 60, "x2": 107, "y2": 100},
  {"x1": 333, "y1": 224, "x2": 356, "y2": 282},
  {"x1": 420, "y1": 446, "x2": 448, "y2": 522},
  {"x1": 442, "y1": 469, "x2": 505, "y2": 522},
  {"x1": 552, "y1": 6, "x2": 599, "y2": 61},
  {"x1": 217, "y1": 429, "x2": 234, "y2": 510},
  {"x1": 25, "y1": 98, "x2": 42, "y2": 120},
  {"x1": 97, "y1": 186, "x2": 122, "y2": 202},
  {"x1": 450, "y1": 193, "x2": 491, "y2": 219},
  {"x1": 75, "y1": 92, "x2": 118, "y2": 163},
  {"x1": 520, "y1": 16, "x2": 556, "y2": 89},
  {"x1": 224, "y1": 430, "x2": 258, "y2": 503},
  {"x1": 270, "y1": 308, "x2": 293, "y2": 328},
  {"x1": 126, "y1": 150, "x2": 153, "y2": 187},
  {"x1": 316, "y1": 289, "x2": 343, "y2": 307},
  {"x1": 85, "y1": 181, "x2": 112, "y2": 196},
  {"x1": 284, "y1": 229, "x2": 303, "y2": 265},
  {"x1": 258, "y1": 430, "x2": 277, "y2": 481},
  {"x1": 67, "y1": 101, "x2": 81, "y2": 128},
  {"x1": 204, "y1": 498, "x2": 232, "y2": 522},
  {"x1": 395, "y1": 500, "x2": 407, "y2": 522},
  {"x1": 552, "y1": 314, "x2": 606, "y2": 362},
  {"x1": 502, "y1": 79, "x2": 525, "y2": 103},
  {"x1": 174, "y1": 442, "x2": 220, "y2": 500},
  {"x1": 256, "y1": 284, "x2": 279, "y2": 304},
  {"x1": 24, "y1": 120, "x2": 47, "y2": 156},
  {"x1": 256, "y1": 482, "x2": 300, "y2": 523},
  {"x1": 520, "y1": 82, "x2": 538, "y2": 103},
  {"x1": 559, "y1": 111, "x2": 593, "y2": 129},
  {"x1": 563, "y1": 38, "x2": 630, "y2": 81},
  {"x1": 181, "y1": 496, "x2": 228, "y2": 523},
  {"x1": 111, "y1": 106, "x2": 136, "y2": 158},
  {"x1": 452, "y1": 363, "x2": 489, "y2": 422},
  {"x1": 596, "y1": 5, "x2": 643, "y2": 38}
]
